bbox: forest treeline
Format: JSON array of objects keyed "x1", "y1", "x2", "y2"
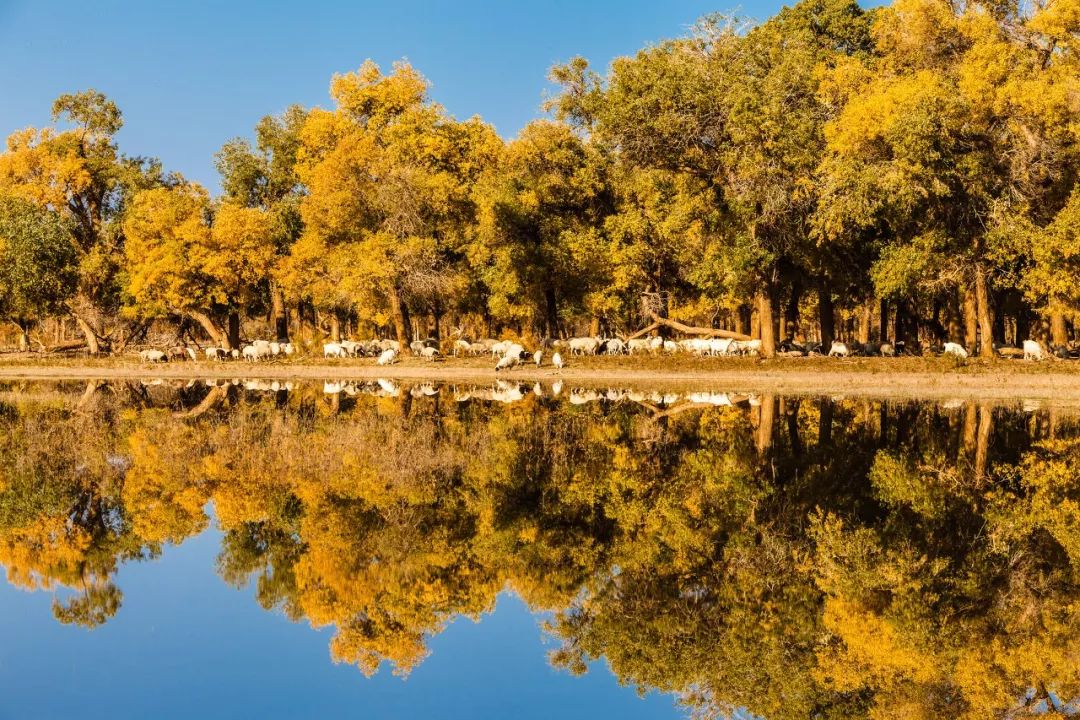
[{"x1": 0, "y1": 0, "x2": 1078, "y2": 357}]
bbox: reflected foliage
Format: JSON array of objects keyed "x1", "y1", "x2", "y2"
[{"x1": 1, "y1": 380, "x2": 1078, "y2": 718}]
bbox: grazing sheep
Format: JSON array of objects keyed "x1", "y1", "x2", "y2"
[
  {"x1": 533, "y1": 350, "x2": 543, "y2": 367},
  {"x1": 1023, "y1": 339, "x2": 1046, "y2": 361},
  {"x1": 568, "y1": 337, "x2": 600, "y2": 355},
  {"x1": 243, "y1": 344, "x2": 273, "y2": 362},
  {"x1": 204, "y1": 347, "x2": 226, "y2": 361},
  {"x1": 495, "y1": 353, "x2": 519, "y2": 372},
  {"x1": 552, "y1": 352, "x2": 564, "y2": 370},
  {"x1": 377, "y1": 348, "x2": 398, "y2": 365},
  {"x1": 731, "y1": 339, "x2": 763, "y2": 356},
  {"x1": 709, "y1": 338, "x2": 734, "y2": 356},
  {"x1": 453, "y1": 339, "x2": 471, "y2": 356},
  {"x1": 230, "y1": 349, "x2": 240, "y2": 360},
  {"x1": 601, "y1": 338, "x2": 627, "y2": 355},
  {"x1": 943, "y1": 342, "x2": 968, "y2": 359},
  {"x1": 282, "y1": 343, "x2": 296, "y2": 356},
  {"x1": 420, "y1": 346, "x2": 440, "y2": 361},
  {"x1": 828, "y1": 342, "x2": 850, "y2": 357},
  {"x1": 323, "y1": 342, "x2": 347, "y2": 359},
  {"x1": 880, "y1": 343, "x2": 895, "y2": 357},
  {"x1": 138, "y1": 349, "x2": 167, "y2": 362}
]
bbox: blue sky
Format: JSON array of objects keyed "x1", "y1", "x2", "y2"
[{"x1": 0, "y1": 0, "x2": 813, "y2": 192}]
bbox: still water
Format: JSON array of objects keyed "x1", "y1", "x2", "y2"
[{"x1": 0, "y1": 378, "x2": 1077, "y2": 719}]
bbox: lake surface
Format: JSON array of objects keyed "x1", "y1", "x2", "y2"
[{"x1": 1, "y1": 378, "x2": 1077, "y2": 719}]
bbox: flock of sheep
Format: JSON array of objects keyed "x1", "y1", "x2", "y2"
[{"x1": 134, "y1": 333, "x2": 1061, "y2": 366}]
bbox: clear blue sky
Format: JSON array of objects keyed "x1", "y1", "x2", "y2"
[{"x1": 0, "y1": 0, "x2": 816, "y2": 192}]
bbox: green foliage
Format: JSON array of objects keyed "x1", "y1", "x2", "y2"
[{"x1": 0, "y1": 196, "x2": 77, "y2": 327}]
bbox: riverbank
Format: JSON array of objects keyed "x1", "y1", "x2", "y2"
[{"x1": 1, "y1": 354, "x2": 1079, "y2": 403}]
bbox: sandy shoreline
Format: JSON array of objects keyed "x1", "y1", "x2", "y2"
[{"x1": 1, "y1": 357, "x2": 1079, "y2": 404}]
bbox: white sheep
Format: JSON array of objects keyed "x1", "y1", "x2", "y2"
[
  {"x1": 731, "y1": 339, "x2": 763, "y2": 355},
  {"x1": 828, "y1": 341, "x2": 850, "y2": 357},
  {"x1": 552, "y1": 352, "x2": 564, "y2": 370},
  {"x1": 377, "y1": 348, "x2": 398, "y2": 365},
  {"x1": 242, "y1": 344, "x2": 271, "y2": 362},
  {"x1": 495, "y1": 353, "x2": 519, "y2": 372},
  {"x1": 138, "y1": 349, "x2": 167, "y2": 362},
  {"x1": 1023, "y1": 339, "x2": 1046, "y2": 361},
  {"x1": 943, "y1": 342, "x2": 968, "y2": 359},
  {"x1": 420, "y1": 346, "x2": 440, "y2": 361},
  {"x1": 533, "y1": 350, "x2": 543, "y2": 367},
  {"x1": 323, "y1": 342, "x2": 346, "y2": 359},
  {"x1": 568, "y1": 337, "x2": 600, "y2": 355},
  {"x1": 602, "y1": 338, "x2": 627, "y2": 355}
]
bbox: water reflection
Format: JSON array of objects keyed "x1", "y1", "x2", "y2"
[{"x1": 1, "y1": 379, "x2": 1079, "y2": 718}]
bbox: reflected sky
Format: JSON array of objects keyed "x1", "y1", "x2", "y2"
[{"x1": 0, "y1": 513, "x2": 676, "y2": 720}]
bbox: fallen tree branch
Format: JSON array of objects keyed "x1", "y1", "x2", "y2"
[{"x1": 628, "y1": 312, "x2": 752, "y2": 341}]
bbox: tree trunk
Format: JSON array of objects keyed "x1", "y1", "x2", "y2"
[
  {"x1": 879, "y1": 300, "x2": 890, "y2": 343},
  {"x1": 272, "y1": 287, "x2": 289, "y2": 343},
  {"x1": 431, "y1": 302, "x2": 442, "y2": 341},
  {"x1": 757, "y1": 288, "x2": 776, "y2": 357},
  {"x1": 858, "y1": 299, "x2": 873, "y2": 344},
  {"x1": 589, "y1": 316, "x2": 601, "y2": 337},
  {"x1": 16, "y1": 322, "x2": 29, "y2": 352},
  {"x1": 894, "y1": 300, "x2": 911, "y2": 349},
  {"x1": 74, "y1": 315, "x2": 101, "y2": 355},
  {"x1": 330, "y1": 313, "x2": 341, "y2": 342},
  {"x1": 1050, "y1": 302, "x2": 1069, "y2": 347},
  {"x1": 190, "y1": 311, "x2": 226, "y2": 348},
  {"x1": 544, "y1": 286, "x2": 559, "y2": 339},
  {"x1": 736, "y1": 305, "x2": 751, "y2": 336},
  {"x1": 946, "y1": 290, "x2": 963, "y2": 345},
  {"x1": 227, "y1": 312, "x2": 241, "y2": 351},
  {"x1": 961, "y1": 284, "x2": 978, "y2": 352},
  {"x1": 974, "y1": 267, "x2": 995, "y2": 358},
  {"x1": 818, "y1": 281, "x2": 834, "y2": 348},
  {"x1": 784, "y1": 281, "x2": 802, "y2": 341},
  {"x1": 389, "y1": 286, "x2": 410, "y2": 348}
]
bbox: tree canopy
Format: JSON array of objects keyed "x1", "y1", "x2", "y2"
[{"x1": 1, "y1": 0, "x2": 1079, "y2": 354}]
